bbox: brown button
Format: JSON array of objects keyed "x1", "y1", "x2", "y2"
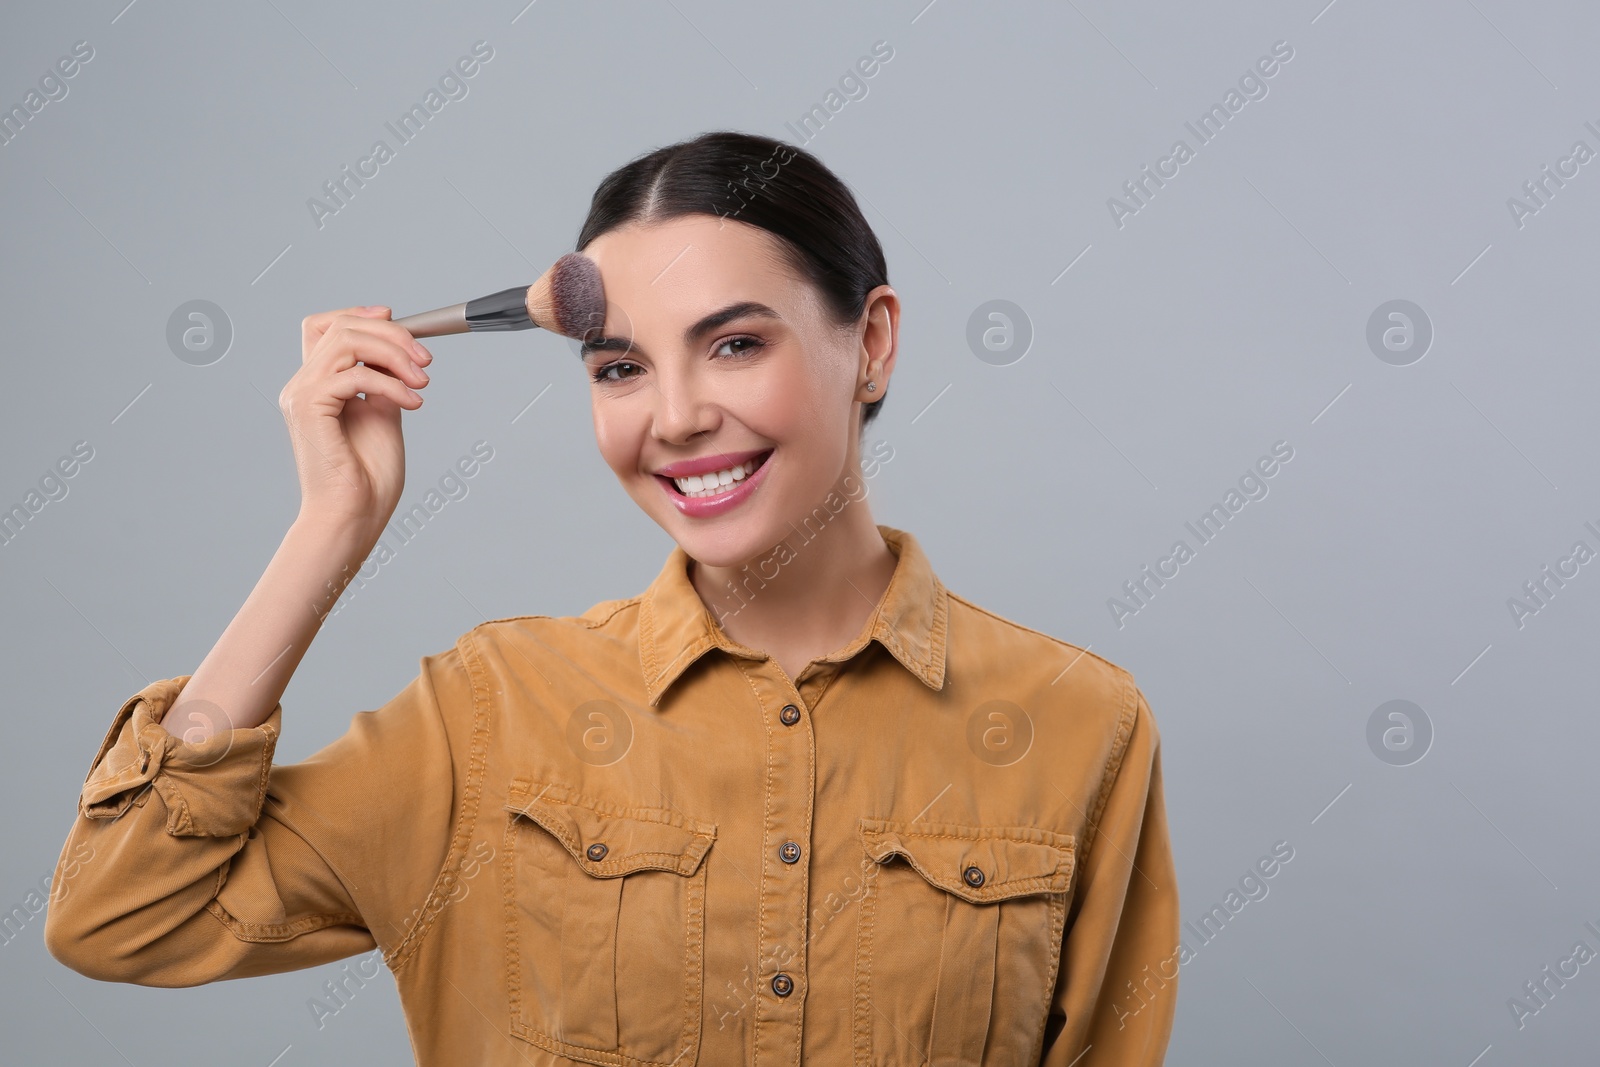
[
  {"x1": 779, "y1": 841, "x2": 801, "y2": 864},
  {"x1": 962, "y1": 865, "x2": 985, "y2": 888},
  {"x1": 771, "y1": 972, "x2": 794, "y2": 996},
  {"x1": 586, "y1": 843, "x2": 608, "y2": 861},
  {"x1": 779, "y1": 704, "x2": 801, "y2": 725}
]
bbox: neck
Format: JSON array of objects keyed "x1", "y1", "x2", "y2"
[{"x1": 689, "y1": 483, "x2": 897, "y2": 675}]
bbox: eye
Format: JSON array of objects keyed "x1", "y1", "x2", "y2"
[
  {"x1": 590, "y1": 360, "x2": 641, "y2": 384},
  {"x1": 714, "y1": 335, "x2": 766, "y2": 359},
  {"x1": 590, "y1": 336, "x2": 765, "y2": 384}
]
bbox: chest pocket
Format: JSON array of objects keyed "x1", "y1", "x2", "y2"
[
  {"x1": 502, "y1": 780, "x2": 716, "y2": 1067},
  {"x1": 854, "y1": 817, "x2": 1075, "y2": 1066}
]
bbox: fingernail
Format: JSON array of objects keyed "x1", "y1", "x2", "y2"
[
  {"x1": 411, "y1": 340, "x2": 432, "y2": 363},
  {"x1": 417, "y1": 366, "x2": 429, "y2": 382}
]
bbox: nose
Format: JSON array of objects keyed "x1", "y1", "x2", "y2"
[{"x1": 648, "y1": 359, "x2": 719, "y2": 446}]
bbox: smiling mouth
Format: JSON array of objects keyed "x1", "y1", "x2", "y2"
[{"x1": 658, "y1": 449, "x2": 773, "y2": 499}]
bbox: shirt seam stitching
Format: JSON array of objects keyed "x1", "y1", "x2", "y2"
[
  {"x1": 203, "y1": 899, "x2": 365, "y2": 942},
  {"x1": 1078, "y1": 671, "x2": 1140, "y2": 876},
  {"x1": 507, "y1": 779, "x2": 718, "y2": 835},
  {"x1": 471, "y1": 599, "x2": 641, "y2": 634},
  {"x1": 386, "y1": 636, "x2": 489, "y2": 975},
  {"x1": 944, "y1": 590, "x2": 1131, "y2": 680},
  {"x1": 729, "y1": 657, "x2": 776, "y2": 1059}
]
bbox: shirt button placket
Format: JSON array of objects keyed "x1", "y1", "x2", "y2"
[{"x1": 749, "y1": 683, "x2": 813, "y2": 1062}]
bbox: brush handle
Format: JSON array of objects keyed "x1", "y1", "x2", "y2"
[
  {"x1": 393, "y1": 286, "x2": 535, "y2": 338},
  {"x1": 393, "y1": 303, "x2": 468, "y2": 337}
]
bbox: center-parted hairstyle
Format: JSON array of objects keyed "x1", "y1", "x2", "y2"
[{"x1": 575, "y1": 130, "x2": 889, "y2": 431}]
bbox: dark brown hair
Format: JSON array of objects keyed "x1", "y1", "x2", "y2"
[{"x1": 575, "y1": 130, "x2": 889, "y2": 431}]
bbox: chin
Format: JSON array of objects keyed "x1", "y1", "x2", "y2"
[
  {"x1": 668, "y1": 520, "x2": 775, "y2": 569},
  {"x1": 644, "y1": 500, "x2": 788, "y2": 570}
]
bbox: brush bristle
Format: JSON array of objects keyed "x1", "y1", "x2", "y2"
[{"x1": 527, "y1": 252, "x2": 605, "y2": 340}]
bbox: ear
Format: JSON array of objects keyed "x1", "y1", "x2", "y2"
[{"x1": 855, "y1": 285, "x2": 900, "y2": 401}]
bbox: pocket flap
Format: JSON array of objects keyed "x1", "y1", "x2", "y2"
[
  {"x1": 506, "y1": 780, "x2": 715, "y2": 878},
  {"x1": 858, "y1": 817, "x2": 1074, "y2": 903}
]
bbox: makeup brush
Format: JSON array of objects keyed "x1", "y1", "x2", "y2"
[{"x1": 393, "y1": 252, "x2": 605, "y2": 340}]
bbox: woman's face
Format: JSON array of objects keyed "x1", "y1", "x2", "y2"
[{"x1": 579, "y1": 213, "x2": 893, "y2": 569}]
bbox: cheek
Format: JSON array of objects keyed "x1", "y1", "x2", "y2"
[
  {"x1": 816, "y1": 343, "x2": 861, "y2": 413},
  {"x1": 772, "y1": 346, "x2": 852, "y2": 426},
  {"x1": 590, "y1": 403, "x2": 637, "y2": 478}
]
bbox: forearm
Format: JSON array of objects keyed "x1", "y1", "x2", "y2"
[{"x1": 159, "y1": 517, "x2": 375, "y2": 737}]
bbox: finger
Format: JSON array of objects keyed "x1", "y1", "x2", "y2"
[
  {"x1": 359, "y1": 388, "x2": 402, "y2": 421},
  {"x1": 311, "y1": 313, "x2": 434, "y2": 372},
  {"x1": 309, "y1": 323, "x2": 431, "y2": 391},
  {"x1": 301, "y1": 305, "x2": 391, "y2": 364},
  {"x1": 361, "y1": 314, "x2": 433, "y2": 366},
  {"x1": 323, "y1": 364, "x2": 425, "y2": 410}
]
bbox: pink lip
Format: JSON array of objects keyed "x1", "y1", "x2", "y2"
[
  {"x1": 655, "y1": 449, "x2": 773, "y2": 518},
  {"x1": 653, "y1": 448, "x2": 772, "y2": 479}
]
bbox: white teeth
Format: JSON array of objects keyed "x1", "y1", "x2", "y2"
[{"x1": 671, "y1": 456, "x2": 764, "y2": 498}]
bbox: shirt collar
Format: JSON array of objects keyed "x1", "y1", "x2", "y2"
[{"x1": 637, "y1": 524, "x2": 949, "y2": 707}]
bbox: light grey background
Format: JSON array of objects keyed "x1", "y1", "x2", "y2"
[{"x1": 4, "y1": 0, "x2": 1597, "y2": 1063}]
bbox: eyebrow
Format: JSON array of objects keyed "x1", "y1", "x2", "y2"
[{"x1": 577, "y1": 301, "x2": 784, "y2": 358}]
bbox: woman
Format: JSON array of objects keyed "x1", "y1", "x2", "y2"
[{"x1": 45, "y1": 131, "x2": 1179, "y2": 1066}]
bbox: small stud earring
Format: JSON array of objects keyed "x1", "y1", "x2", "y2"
[{"x1": 865, "y1": 380, "x2": 877, "y2": 392}]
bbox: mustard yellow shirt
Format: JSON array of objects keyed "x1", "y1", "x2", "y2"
[{"x1": 46, "y1": 524, "x2": 1179, "y2": 1065}]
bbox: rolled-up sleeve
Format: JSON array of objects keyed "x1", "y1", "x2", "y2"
[
  {"x1": 1041, "y1": 683, "x2": 1180, "y2": 1065},
  {"x1": 44, "y1": 645, "x2": 468, "y2": 988}
]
